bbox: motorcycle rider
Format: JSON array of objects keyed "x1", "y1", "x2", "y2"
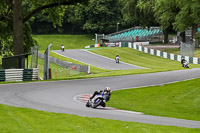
[
  {"x1": 115, "y1": 54, "x2": 120, "y2": 63},
  {"x1": 61, "y1": 44, "x2": 65, "y2": 52},
  {"x1": 181, "y1": 58, "x2": 186, "y2": 67},
  {"x1": 89, "y1": 87, "x2": 111, "y2": 102}
]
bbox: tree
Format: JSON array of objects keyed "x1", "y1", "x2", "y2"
[
  {"x1": 65, "y1": 0, "x2": 123, "y2": 34},
  {"x1": 122, "y1": 0, "x2": 158, "y2": 28},
  {"x1": 82, "y1": 0, "x2": 122, "y2": 33},
  {"x1": 0, "y1": 0, "x2": 13, "y2": 55},
  {"x1": 153, "y1": 0, "x2": 200, "y2": 43},
  {"x1": 13, "y1": 0, "x2": 24, "y2": 54},
  {"x1": 153, "y1": 0, "x2": 179, "y2": 43},
  {"x1": 121, "y1": 0, "x2": 141, "y2": 26},
  {"x1": 173, "y1": 0, "x2": 200, "y2": 39},
  {"x1": 0, "y1": 0, "x2": 87, "y2": 55}
]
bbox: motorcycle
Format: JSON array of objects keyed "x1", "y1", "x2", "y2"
[
  {"x1": 115, "y1": 56, "x2": 120, "y2": 63},
  {"x1": 86, "y1": 92, "x2": 110, "y2": 108},
  {"x1": 183, "y1": 60, "x2": 189, "y2": 68}
]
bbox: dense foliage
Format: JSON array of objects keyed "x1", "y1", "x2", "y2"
[
  {"x1": 0, "y1": 0, "x2": 87, "y2": 56},
  {"x1": 0, "y1": 0, "x2": 200, "y2": 55},
  {"x1": 31, "y1": 0, "x2": 123, "y2": 34}
]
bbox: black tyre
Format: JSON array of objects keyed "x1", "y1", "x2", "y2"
[
  {"x1": 86, "y1": 100, "x2": 90, "y2": 107},
  {"x1": 101, "y1": 102, "x2": 106, "y2": 107}
]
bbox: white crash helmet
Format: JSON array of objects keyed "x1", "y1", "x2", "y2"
[{"x1": 105, "y1": 87, "x2": 111, "y2": 91}]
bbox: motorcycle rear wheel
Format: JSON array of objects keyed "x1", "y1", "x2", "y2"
[{"x1": 101, "y1": 102, "x2": 106, "y2": 107}]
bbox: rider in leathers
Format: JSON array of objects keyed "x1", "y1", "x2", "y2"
[{"x1": 90, "y1": 87, "x2": 111, "y2": 102}]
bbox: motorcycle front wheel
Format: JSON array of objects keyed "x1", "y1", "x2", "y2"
[{"x1": 86, "y1": 100, "x2": 90, "y2": 107}]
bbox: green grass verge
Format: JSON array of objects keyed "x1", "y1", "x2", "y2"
[
  {"x1": 88, "y1": 47, "x2": 200, "y2": 70},
  {"x1": 0, "y1": 104, "x2": 199, "y2": 133},
  {"x1": 47, "y1": 47, "x2": 200, "y2": 80},
  {"x1": 107, "y1": 78, "x2": 200, "y2": 121},
  {"x1": 33, "y1": 34, "x2": 94, "y2": 50},
  {"x1": 33, "y1": 34, "x2": 200, "y2": 80}
]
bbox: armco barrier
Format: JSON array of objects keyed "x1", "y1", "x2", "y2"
[
  {"x1": 0, "y1": 68, "x2": 39, "y2": 82},
  {"x1": 126, "y1": 42, "x2": 200, "y2": 64},
  {"x1": 85, "y1": 44, "x2": 100, "y2": 48},
  {"x1": 23, "y1": 69, "x2": 39, "y2": 81},
  {"x1": 0, "y1": 69, "x2": 5, "y2": 81},
  {"x1": 38, "y1": 52, "x2": 90, "y2": 73},
  {"x1": 5, "y1": 69, "x2": 23, "y2": 81}
]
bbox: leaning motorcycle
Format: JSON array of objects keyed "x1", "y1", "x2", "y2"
[
  {"x1": 183, "y1": 61, "x2": 189, "y2": 68},
  {"x1": 86, "y1": 92, "x2": 110, "y2": 108},
  {"x1": 115, "y1": 57, "x2": 120, "y2": 63}
]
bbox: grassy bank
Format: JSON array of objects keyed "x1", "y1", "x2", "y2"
[
  {"x1": 46, "y1": 47, "x2": 200, "y2": 80},
  {"x1": 0, "y1": 104, "x2": 199, "y2": 133},
  {"x1": 108, "y1": 78, "x2": 200, "y2": 121},
  {"x1": 33, "y1": 34, "x2": 200, "y2": 79},
  {"x1": 88, "y1": 47, "x2": 200, "y2": 70},
  {"x1": 33, "y1": 34, "x2": 94, "y2": 50}
]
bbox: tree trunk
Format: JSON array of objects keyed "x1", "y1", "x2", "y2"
[
  {"x1": 192, "y1": 24, "x2": 198, "y2": 39},
  {"x1": 163, "y1": 29, "x2": 168, "y2": 44},
  {"x1": 192, "y1": 24, "x2": 199, "y2": 48},
  {"x1": 180, "y1": 32, "x2": 186, "y2": 42},
  {"x1": 13, "y1": 0, "x2": 24, "y2": 55}
]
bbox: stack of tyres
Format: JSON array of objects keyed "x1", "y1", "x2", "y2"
[
  {"x1": 0, "y1": 69, "x2": 5, "y2": 81},
  {"x1": 23, "y1": 69, "x2": 33, "y2": 81}
]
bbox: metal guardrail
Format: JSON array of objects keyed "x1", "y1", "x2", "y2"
[
  {"x1": 38, "y1": 52, "x2": 90, "y2": 74},
  {"x1": 126, "y1": 42, "x2": 200, "y2": 64},
  {"x1": 23, "y1": 69, "x2": 39, "y2": 81}
]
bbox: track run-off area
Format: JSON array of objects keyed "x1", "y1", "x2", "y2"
[{"x1": 0, "y1": 68, "x2": 200, "y2": 128}]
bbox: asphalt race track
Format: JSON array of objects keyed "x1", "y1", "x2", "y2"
[
  {"x1": 53, "y1": 49, "x2": 145, "y2": 70},
  {"x1": 0, "y1": 69, "x2": 200, "y2": 128}
]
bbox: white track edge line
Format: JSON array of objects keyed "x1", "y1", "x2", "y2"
[
  {"x1": 52, "y1": 51, "x2": 109, "y2": 70},
  {"x1": 84, "y1": 50, "x2": 148, "y2": 69}
]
